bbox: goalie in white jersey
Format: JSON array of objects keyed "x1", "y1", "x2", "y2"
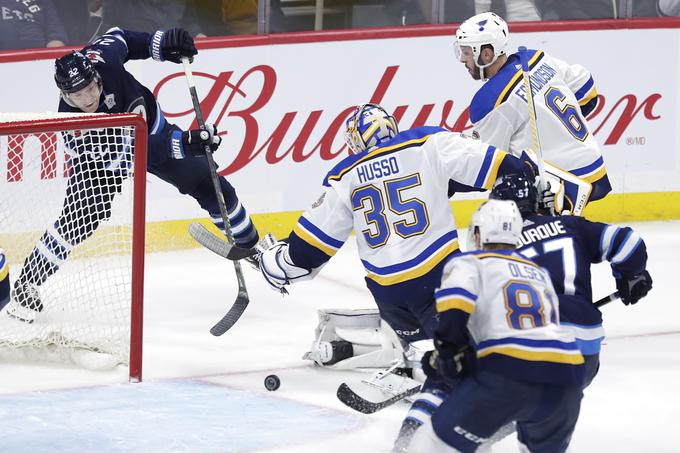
[
  {"x1": 455, "y1": 12, "x2": 612, "y2": 207},
  {"x1": 410, "y1": 199, "x2": 585, "y2": 453}
]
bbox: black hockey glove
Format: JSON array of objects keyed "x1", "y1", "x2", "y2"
[
  {"x1": 152, "y1": 28, "x2": 197, "y2": 63},
  {"x1": 177, "y1": 124, "x2": 221, "y2": 158},
  {"x1": 616, "y1": 270, "x2": 653, "y2": 305},
  {"x1": 421, "y1": 344, "x2": 470, "y2": 381}
]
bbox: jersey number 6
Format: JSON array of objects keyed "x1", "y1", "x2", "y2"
[
  {"x1": 544, "y1": 87, "x2": 588, "y2": 142},
  {"x1": 351, "y1": 173, "x2": 430, "y2": 248}
]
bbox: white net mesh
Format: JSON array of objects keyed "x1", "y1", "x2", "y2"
[{"x1": 0, "y1": 113, "x2": 143, "y2": 371}]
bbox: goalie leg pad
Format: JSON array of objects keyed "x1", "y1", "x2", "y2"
[{"x1": 303, "y1": 308, "x2": 405, "y2": 369}]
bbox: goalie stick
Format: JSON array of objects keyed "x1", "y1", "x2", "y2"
[
  {"x1": 336, "y1": 365, "x2": 422, "y2": 414},
  {"x1": 181, "y1": 57, "x2": 249, "y2": 336}
]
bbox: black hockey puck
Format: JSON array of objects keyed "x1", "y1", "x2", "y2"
[{"x1": 264, "y1": 374, "x2": 281, "y2": 391}]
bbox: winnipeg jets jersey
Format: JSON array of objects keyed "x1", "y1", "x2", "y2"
[
  {"x1": 287, "y1": 126, "x2": 527, "y2": 286},
  {"x1": 435, "y1": 250, "x2": 584, "y2": 385},
  {"x1": 517, "y1": 214, "x2": 648, "y2": 355},
  {"x1": 470, "y1": 49, "x2": 609, "y2": 198},
  {"x1": 59, "y1": 28, "x2": 163, "y2": 134}
]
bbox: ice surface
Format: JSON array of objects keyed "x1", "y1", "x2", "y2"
[{"x1": 1, "y1": 221, "x2": 679, "y2": 452}]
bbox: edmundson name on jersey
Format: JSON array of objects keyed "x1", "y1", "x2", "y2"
[{"x1": 519, "y1": 219, "x2": 567, "y2": 246}]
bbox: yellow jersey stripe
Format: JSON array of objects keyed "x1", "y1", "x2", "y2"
[
  {"x1": 482, "y1": 150, "x2": 508, "y2": 189},
  {"x1": 293, "y1": 224, "x2": 339, "y2": 257},
  {"x1": 366, "y1": 239, "x2": 459, "y2": 286},
  {"x1": 0, "y1": 263, "x2": 7, "y2": 281},
  {"x1": 494, "y1": 51, "x2": 544, "y2": 108},
  {"x1": 436, "y1": 297, "x2": 475, "y2": 314},
  {"x1": 474, "y1": 252, "x2": 541, "y2": 268},
  {"x1": 328, "y1": 135, "x2": 433, "y2": 182},
  {"x1": 478, "y1": 346, "x2": 585, "y2": 365},
  {"x1": 580, "y1": 166, "x2": 607, "y2": 184},
  {"x1": 578, "y1": 86, "x2": 598, "y2": 106}
]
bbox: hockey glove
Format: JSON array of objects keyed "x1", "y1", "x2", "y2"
[
  {"x1": 616, "y1": 270, "x2": 653, "y2": 305},
  {"x1": 259, "y1": 242, "x2": 318, "y2": 295},
  {"x1": 151, "y1": 28, "x2": 197, "y2": 63},
  {"x1": 180, "y1": 124, "x2": 221, "y2": 158},
  {"x1": 421, "y1": 344, "x2": 470, "y2": 381},
  {"x1": 537, "y1": 186, "x2": 556, "y2": 215}
]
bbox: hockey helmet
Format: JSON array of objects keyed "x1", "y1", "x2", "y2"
[
  {"x1": 344, "y1": 103, "x2": 398, "y2": 154},
  {"x1": 490, "y1": 173, "x2": 538, "y2": 217},
  {"x1": 54, "y1": 51, "x2": 101, "y2": 94},
  {"x1": 467, "y1": 199, "x2": 522, "y2": 251},
  {"x1": 454, "y1": 12, "x2": 509, "y2": 80}
]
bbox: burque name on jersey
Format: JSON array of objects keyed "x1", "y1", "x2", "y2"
[
  {"x1": 519, "y1": 219, "x2": 567, "y2": 247},
  {"x1": 357, "y1": 156, "x2": 400, "y2": 183}
]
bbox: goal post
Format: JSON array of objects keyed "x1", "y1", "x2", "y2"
[{"x1": 0, "y1": 113, "x2": 147, "y2": 382}]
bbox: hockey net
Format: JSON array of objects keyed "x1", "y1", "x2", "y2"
[{"x1": 0, "y1": 113, "x2": 146, "y2": 381}]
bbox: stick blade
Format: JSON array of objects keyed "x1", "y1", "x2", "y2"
[
  {"x1": 189, "y1": 222, "x2": 257, "y2": 260},
  {"x1": 209, "y1": 292, "x2": 249, "y2": 336},
  {"x1": 336, "y1": 381, "x2": 420, "y2": 414}
]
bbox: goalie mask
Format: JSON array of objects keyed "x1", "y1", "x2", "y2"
[
  {"x1": 454, "y1": 12, "x2": 509, "y2": 81},
  {"x1": 54, "y1": 51, "x2": 103, "y2": 112},
  {"x1": 467, "y1": 199, "x2": 522, "y2": 251},
  {"x1": 344, "y1": 103, "x2": 398, "y2": 154}
]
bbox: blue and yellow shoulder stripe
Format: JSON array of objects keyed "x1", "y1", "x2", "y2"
[
  {"x1": 469, "y1": 249, "x2": 542, "y2": 268},
  {"x1": 0, "y1": 249, "x2": 8, "y2": 282},
  {"x1": 323, "y1": 126, "x2": 445, "y2": 186},
  {"x1": 470, "y1": 50, "x2": 545, "y2": 124}
]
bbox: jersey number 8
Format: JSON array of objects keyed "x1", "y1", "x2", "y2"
[{"x1": 503, "y1": 280, "x2": 557, "y2": 330}]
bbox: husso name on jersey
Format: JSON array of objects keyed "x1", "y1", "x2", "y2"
[{"x1": 357, "y1": 156, "x2": 400, "y2": 183}]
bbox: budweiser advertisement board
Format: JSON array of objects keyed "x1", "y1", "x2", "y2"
[{"x1": 1, "y1": 28, "x2": 676, "y2": 221}]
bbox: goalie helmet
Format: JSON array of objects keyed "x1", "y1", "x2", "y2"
[
  {"x1": 467, "y1": 199, "x2": 522, "y2": 251},
  {"x1": 489, "y1": 173, "x2": 538, "y2": 217},
  {"x1": 344, "y1": 103, "x2": 398, "y2": 154},
  {"x1": 54, "y1": 51, "x2": 101, "y2": 94},
  {"x1": 454, "y1": 12, "x2": 509, "y2": 80}
]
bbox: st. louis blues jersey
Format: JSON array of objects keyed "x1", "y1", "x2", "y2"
[
  {"x1": 287, "y1": 126, "x2": 529, "y2": 286},
  {"x1": 435, "y1": 250, "x2": 584, "y2": 385},
  {"x1": 470, "y1": 49, "x2": 611, "y2": 200},
  {"x1": 517, "y1": 215, "x2": 647, "y2": 355}
]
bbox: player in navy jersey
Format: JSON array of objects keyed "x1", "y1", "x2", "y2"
[
  {"x1": 490, "y1": 173, "x2": 653, "y2": 386},
  {"x1": 410, "y1": 199, "x2": 585, "y2": 453},
  {"x1": 6, "y1": 27, "x2": 259, "y2": 322}
]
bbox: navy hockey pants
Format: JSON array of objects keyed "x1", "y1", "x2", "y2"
[{"x1": 431, "y1": 370, "x2": 584, "y2": 453}]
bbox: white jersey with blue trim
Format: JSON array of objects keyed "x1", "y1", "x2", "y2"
[
  {"x1": 470, "y1": 49, "x2": 606, "y2": 185},
  {"x1": 435, "y1": 251, "x2": 583, "y2": 382},
  {"x1": 292, "y1": 126, "x2": 510, "y2": 286}
]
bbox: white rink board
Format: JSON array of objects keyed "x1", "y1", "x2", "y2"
[{"x1": 1, "y1": 27, "x2": 678, "y2": 222}]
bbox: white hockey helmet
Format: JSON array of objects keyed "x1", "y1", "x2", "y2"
[
  {"x1": 454, "y1": 12, "x2": 509, "y2": 80},
  {"x1": 467, "y1": 199, "x2": 522, "y2": 251},
  {"x1": 344, "y1": 103, "x2": 399, "y2": 154}
]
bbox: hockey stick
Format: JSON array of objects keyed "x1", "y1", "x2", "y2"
[
  {"x1": 189, "y1": 222, "x2": 257, "y2": 261},
  {"x1": 337, "y1": 381, "x2": 420, "y2": 414},
  {"x1": 181, "y1": 57, "x2": 250, "y2": 336},
  {"x1": 518, "y1": 46, "x2": 549, "y2": 193},
  {"x1": 594, "y1": 291, "x2": 619, "y2": 308}
]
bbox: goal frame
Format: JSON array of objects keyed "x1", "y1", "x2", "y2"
[{"x1": 0, "y1": 113, "x2": 147, "y2": 382}]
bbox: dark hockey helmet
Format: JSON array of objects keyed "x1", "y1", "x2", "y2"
[
  {"x1": 490, "y1": 173, "x2": 538, "y2": 216},
  {"x1": 54, "y1": 51, "x2": 101, "y2": 94}
]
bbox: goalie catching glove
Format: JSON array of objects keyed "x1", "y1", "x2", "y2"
[{"x1": 170, "y1": 124, "x2": 221, "y2": 159}]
